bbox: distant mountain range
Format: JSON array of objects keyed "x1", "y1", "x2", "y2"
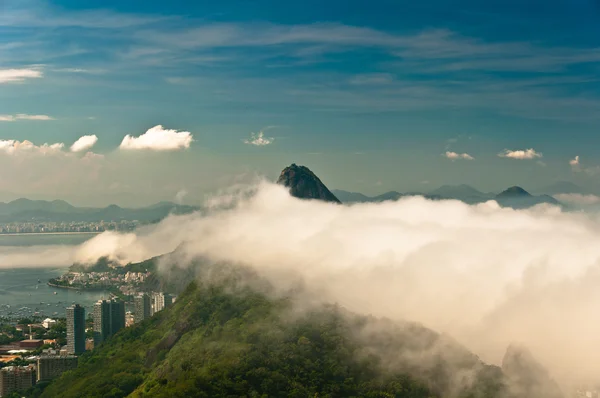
[
  {"x1": 2, "y1": 174, "x2": 585, "y2": 223},
  {"x1": 0, "y1": 198, "x2": 199, "y2": 223},
  {"x1": 333, "y1": 184, "x2": 562, "y2": 209}
]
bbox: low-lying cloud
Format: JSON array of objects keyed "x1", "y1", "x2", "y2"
[
  {"x1": 6, "y1": 182, "x2": 600, "y2": 389},
  {"x1": 119, "y1": 125, "x2": 193, "y2": 151},
  {"x1": 498, "y1": 148, "x2": 542, "y2": 159},
  {"x1": 56, "y1": 182, "x2": 600, "y2": 388}
]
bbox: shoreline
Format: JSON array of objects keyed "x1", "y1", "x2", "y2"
[
  {"x1": 0, "y1": 232, "x2": 102, "y2": 237},
  {"x1": 47, "y1": 282, "x2": 107, "y2": 292},
  {"x1": 47, "y1": 282, "x2": 82, "y2": 291}
]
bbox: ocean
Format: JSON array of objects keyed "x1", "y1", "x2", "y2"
[{"x1": 0, "y1": 233, "x2": 107, "y2": 320}]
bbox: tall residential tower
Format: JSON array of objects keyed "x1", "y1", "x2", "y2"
[
  {"x1": 134, "y1": 293, "x2": 151, "y2": 323},
  {"x1": 66, "y1": 304, "x2": 86, "y2": 355},
  {"x1": 93, "y1": 299, "x2": 125, "y2": 347}
]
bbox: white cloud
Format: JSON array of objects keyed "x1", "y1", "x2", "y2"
[
  {"x1": 0, "y1": 140, "x2": 64, "y2": 155},
  {"x1": 498, "y1": 148, "x2": 542, "y2": 159},
  {"x1": 570, "y1": 155, "x2": 582, "y2": 172},
  {"x1": 119, "y1": 125, "x2": 193, "y2": 151},
  {"x1": 244, "y1": 130, "x2": 274, "y2": 146},
  {"x1": 444, "y1": 151, "x2": 474, "y2": 160},
  {"x1": 0, "y1": 68, "x2": 42, "y2": 83},
  {"x1": 0, "y1": 114, "x2": 54, "y2": 122},
  {"x1": 70, "y1": 135, "x2": 98, "y2": 152},
  {"x1": 569, "y1": 156, "x2": 580, "y2": 166}
]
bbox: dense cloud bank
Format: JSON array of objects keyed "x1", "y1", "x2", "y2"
[{"x1": 5, "y1": 182, "x2": 600, "y2": 387}]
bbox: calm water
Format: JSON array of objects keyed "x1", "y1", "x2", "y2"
[{"x1": 0, "y1": 233, "x2": 106, "y2": 319}]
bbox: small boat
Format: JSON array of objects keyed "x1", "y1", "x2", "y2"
[
  {"x1": 53, "y1": 292, "x2": 57, "y2": 295},
  {"x1": 37, "y1": 279, "x2": 41, "y2": 283}
]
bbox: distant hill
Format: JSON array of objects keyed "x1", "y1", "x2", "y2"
[
  {"x1": 502, "y1": 344, "x2": 563, "y2": 398},
  {"x1": 429, "y1": 184, "x2": 492, "y2": 203},
  {"x1": 331, "y1": 189, "x2": 371, "y2": 203},
  {"x1": 332, "y1": 184, "x2": 560, "y2": 209},
  {"x1": 333, "y1": 190, "x2": 444, "y2": 203},
  {"x1": 495, "y1": 186, "x2": 560, "y2": 209},
  {"x1": 277, "y1": 164, "x2": 341, "y2": 203},
  {"x1": 0, "y1": 199, "x2": 199, "y2": 223},
  {"x1": 0, "y1": 198, "x2": 77, "y2": 215}
]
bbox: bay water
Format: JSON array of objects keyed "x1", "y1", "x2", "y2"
[{"x1": 0, "y1": 233, "x2": 106, "y2": 320}]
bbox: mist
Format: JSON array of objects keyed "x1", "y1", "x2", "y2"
[{"x1": 9, "y1": 181, "x2": 600, "y2": 387}]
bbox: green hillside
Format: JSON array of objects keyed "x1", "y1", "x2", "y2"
[{"x1": 37, "y1": 271, "x2": 506, "y2": 398}]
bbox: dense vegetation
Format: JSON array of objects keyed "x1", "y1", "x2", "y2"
[{"x1": 33, "y1": 267, "x2": 513, "y2": 398}]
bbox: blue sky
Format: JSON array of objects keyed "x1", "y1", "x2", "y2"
[{"x1": 1, "y1": 0, "x2": 600, "y2": 205}]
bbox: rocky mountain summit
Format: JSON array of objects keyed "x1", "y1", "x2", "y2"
[{"x1": 277, "y1": 163, "x2": 341, "y2": 203}]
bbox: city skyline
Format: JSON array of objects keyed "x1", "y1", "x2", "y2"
[{"x1": 2, "y1": 1, "x2": 600, "y2": 205}]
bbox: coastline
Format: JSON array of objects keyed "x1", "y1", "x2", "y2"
[
  {"x1": 0, "y1": 232, "x2": 102, "y2": 237},
  {"x1": 47, "y1": 282, "x2": 82, "y2": 291}
]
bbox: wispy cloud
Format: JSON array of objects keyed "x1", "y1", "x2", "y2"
[
  {"x1": 498, "y1": 148, "x2": 542, "y2": 160},
  {"x1": 0, "y1": 68, "x2": 42, "y2": 83},
  {"x1": 0, "y1": 114, "x2": 54, "y2": 121},
  {"x1": 70, "y1": 135, "x2": 98, "y2": 153},
  {"x1": 120, "y1": 125, "x2": 193, "y2": 151},
  {"x1": 444, "y1": 151, "x2": 474, "y2": 160},
  {"x1": 349, "y1": 73, "x2": 394, "y2": 85},
  {"x1": 52, "y1": 68, "x2": 106, "y2": 74},
  {"x1": 244, "y1": 130, "x2": 274, "y2": 146},
  {"x1": 0, "y1": 2, "x2": 162, "y2": 29},
  {"x1": 5, "y1": 4, "x2": 600, "y2": 124}
]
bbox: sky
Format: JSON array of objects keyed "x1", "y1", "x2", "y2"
[{"x1": 2, "y1": 0, "x2": 600, "y2": 205}]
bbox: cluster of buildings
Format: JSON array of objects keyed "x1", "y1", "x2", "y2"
[
  {"x1": 0, "y1": 291, "x2": 175, "y2": 396},
  {"x1": 133, "y1": 292, "x2": 175, "y2": 323},
  {"x1": 51, "y1": 271, "x2": 150, "y2": 290},
  {"x1": 0, "y1": 365, "x2": 36, "y2": 397},
  {"x1": 0, "y1": 350, "x2": 79, "y2": 397},
  {"x1": 0, "y1": 220, "x2": 138, "y2": 235}
]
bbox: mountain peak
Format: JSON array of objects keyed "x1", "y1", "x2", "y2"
[
  {"x1": 497, "y1": 186, "x2": 531, "y2": 198},
  {"x1": 277, "y1": 164, "x2": 341, "y2": 203},
  {"x1": 502, "y1": 344, "x2": 563, "y2": 398}
]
